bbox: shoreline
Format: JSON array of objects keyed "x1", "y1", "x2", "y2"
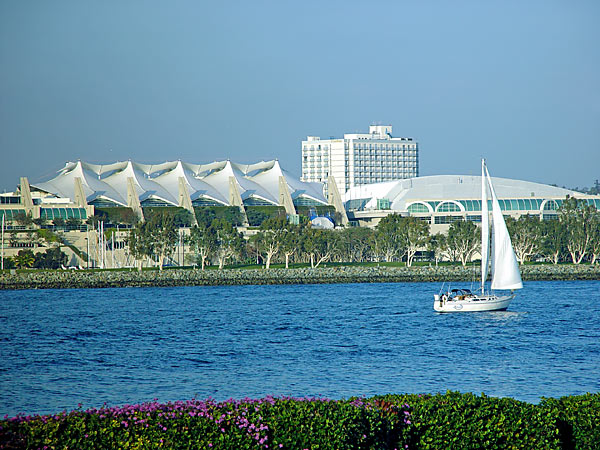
[{"x1": 1, "y1": 264, "x2": 599, "y2": 290}]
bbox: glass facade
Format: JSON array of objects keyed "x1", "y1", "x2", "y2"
[
  {"x1": 0, "y1": 209, "x2": 26, "y2": 220},
  {"x1": 40, "y1": 208, "x2": 87, "y2": 220},
  {"x1": 89, "y1": 198, "x2": 121, "y2": 208},
  {"x1": 293, "y1": 196, "x2": 327, "y2": 207},
  {"x1": 242, "y1": 197, "x2": 275, "y2": 206},
  {"x1": 192, "y1": 198, "x2": 224, "y2": 207},
  {"x1": 345, "y1": 198, "x2": 371, "y2": 210},
  {"x1": 0, "y1": 196, "x2": 20, "y2": 204},
  {"x1": 437, "y1": 202, "x2": 461, "y2": 212},
  {"x1": 543, "y1": 200, "x2": 560, "y2": 211},
  {"x1": 434, "y1": 216, "x2": 465, "y2": 224},
  {"x1": 140, "y1": 198, "x2": 172, "y2": 207},
  {"x1": 407, "y1": 203, "x2": 429, "y2": 213},
  {"x1": 415, "y1": 198, "x2": 570, "y2": 213}
]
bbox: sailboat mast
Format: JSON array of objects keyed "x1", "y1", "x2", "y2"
[{"x1": 480, "y1": 159, "x2": 490, "y2": 294}]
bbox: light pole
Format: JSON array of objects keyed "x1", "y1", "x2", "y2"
[
  {"x1": 1, "y1": 214, "x2": 5, "y2": 271},
  {"x1": 85, "y1": 236, "x2": 89, "y2": 269}
]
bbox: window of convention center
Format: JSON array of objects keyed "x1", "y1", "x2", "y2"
[
  {"x1": 40, "y1": 207, "x2": 87, "y2": 220},
  {"x1": 406, "y1": 198, "x2": 600, "y2": 215}
]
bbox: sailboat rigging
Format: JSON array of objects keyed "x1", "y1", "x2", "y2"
[{"x1": 434, "y1": 159, "x2": 523, "y2": 312}]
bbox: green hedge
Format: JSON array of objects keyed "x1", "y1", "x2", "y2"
[{"x1": 1, "y1": 392, "x2": 598, "y2": 449}]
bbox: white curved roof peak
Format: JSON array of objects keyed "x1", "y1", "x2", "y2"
[{"x1": 32, "y1": 159, "x2": 327, "y2": 208}]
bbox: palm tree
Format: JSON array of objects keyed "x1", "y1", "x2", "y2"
[{"x1": 12, "y1": 249, "x2": 35, "y2": 268}]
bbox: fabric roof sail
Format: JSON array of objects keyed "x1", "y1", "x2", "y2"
[
  {"x1": 202, "y1": 160, "x2": 279, "y2": 205},
  {"x1": 102, "y1": 161, "x2": 179, "y2": 205},
  {"x1": 244, "y1": 160, "x2": 328, "y2": 205},
  {"x1": 31, "y1": 159, "x2": 328, "y2": 209},
  {"x1": 153, "y1": 161, "x2": 229, "y2": 205},
  {"x1": 33, "y1": 161, "x2": 127, "y2": 206}
]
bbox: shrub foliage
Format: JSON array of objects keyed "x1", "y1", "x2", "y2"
[{"x1": 1, "y1": 392, "x2": 598, "y2": 449}]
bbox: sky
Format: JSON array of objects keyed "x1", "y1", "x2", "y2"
[{"x1": 1, "y1": 0, "x2": 599, "y2": 193}]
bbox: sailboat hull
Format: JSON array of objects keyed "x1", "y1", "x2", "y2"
[{"x1": 433, "y1": 293, "x2": 515, "y2": 313}]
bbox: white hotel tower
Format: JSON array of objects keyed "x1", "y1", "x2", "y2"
[{"x1": 301, "y1": 125, "x2": 419, "y2": 196}]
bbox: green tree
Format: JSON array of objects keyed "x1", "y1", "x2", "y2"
[
  {"x1": 173, "y1": 209, "x2": 194, "y2": 228},
  {"x1": 189, "y1": 224, "x2": 218, "y2": 270},
  {"x1": 127, "y1": 212, "x2": 178, "y2": 270},
  {"x1": 375, "y1": 214, "x2": 406, "y2": 262},
  {"x1": 506, "y1": 215, "x2": 542, "y2": 264},
  {"x1": 86, "y1": 214, "x2": 106, "y2": 228},
  {"x1": 13, "y1": 211, "x2": 33, "y2": 228},
  {"x1": 280, "y1": 223, "x2": 301, "y2": 268},
  {"x1": 539, "y1": 219, "x2": 566, "y2": 264},
  {"x1": 427, "y1": 233, "x2": 447, "y2": 267},
  {"x1": 222, "y1": 207, "x2": 244, "y2": 227},
  {"x1": 36, "y1": 228, "x2": 62, "y2": 248},
  {"x1": 559, "y1": 196, "x2": 597, "y2": 264},
  {"x1": 32, "y1": 217, "x2": 47, "y2": 228},
  {"x1": 336, "y1": 227, "x2": 375, "y2": 262},
  {"x1": 213, "y1": 218, "x2": 244, "y2": 269},
  {"x1": 128, "y1": 223, "x2": 153, "y2": 271},
  {"x1": 66, "y1": 217, "x2": 82, "y2": 229},
  {"x1": 34, "y1": 247, "x2": 68, "y2": 269},
  {"x1": 251, "y1": 217, "x2": 288, "y2": 269},
  {"x1": 447, "y1": 219, "x2": 480, "y2": 267},
  {"x1": 401, "y1": 217, "x2": 430, "y2": 267},
  {"x1": 52, "y1": 217, "x2": 66, "y2": 228},
  {"x1": 147, "y1": 212, "x2": 178, "y2": 270},
  {"x1": 301, "y1": 227, "x2": 336, "y2": 268},
  {"x1": 116, "y1": 208, "x2": 139, "y2": 226},
  {"x1": 588, "y1": 212, "x2": 600, "y2": 265},
  {"x1": 12, "y1": 249, "x2": 35, "y2": 268},
  {"x1": 246, "y1": 209, "x2": 270, "y2": 227},
  {"x1": 195, "y1": 208, "x2": 217, "y2": 228}
]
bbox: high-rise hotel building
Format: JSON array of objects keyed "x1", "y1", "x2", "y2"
[{"x1": 301, "y1": 125, "x2": 419, "y2": 195}]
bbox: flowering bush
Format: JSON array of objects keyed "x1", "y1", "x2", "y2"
[
  {"x1": 0, "y1": 396, "x2": 411, "y2": 450},
  {"x1": 2, "y1": 392, "x2": 598, "y2": 449}
]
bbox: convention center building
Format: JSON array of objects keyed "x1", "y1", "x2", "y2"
[
  {"x1": 343, "y1": 174, "x2": 600, "y2": 231},
  {"x1": 1, "y1": 160, "x2": 334, "y2": 226}
]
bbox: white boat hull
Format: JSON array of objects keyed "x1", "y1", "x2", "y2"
[{"x1": 433, "y1": 293, "x2": 515, "y2": 313}]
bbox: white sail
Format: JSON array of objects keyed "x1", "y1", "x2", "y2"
[
  {"x1": 480, "y1": 159, "x2": 490, "y2": 293},
  {"x1": 485, "y1": 166, "x2": 523, "y2": 290}
]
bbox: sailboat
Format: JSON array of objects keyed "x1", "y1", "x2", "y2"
[{"x1": 434, "y1": 159, "x2": 523, "y2": 312}]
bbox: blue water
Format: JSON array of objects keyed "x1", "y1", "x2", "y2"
[{"x1": 1, "y1": 281, "x2": 599, "y2": 417}]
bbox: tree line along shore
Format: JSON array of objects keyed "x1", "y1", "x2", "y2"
[
  {"x1": 1, "y1": 264, "x2": 599, "y2": 290},
  {"x1": 4, "y1": 195, "x2": 600, "y2": 274}
]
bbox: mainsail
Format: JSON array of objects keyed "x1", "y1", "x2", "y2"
[{"x1": 485, "y1": 163, "x2": 523, "y2": 290}]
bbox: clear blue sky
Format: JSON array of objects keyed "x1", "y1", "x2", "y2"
[{"x1": 1, "y1": 0, "x2": 599, "y2": 192}]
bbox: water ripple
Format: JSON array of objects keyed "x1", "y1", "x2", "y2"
[{"x1": 1, "y1": 280, "x2": 599, "y2": 416}]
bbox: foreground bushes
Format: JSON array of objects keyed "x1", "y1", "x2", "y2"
[{"x1": 1, "y1": 392, "x2": 598, "y2": 449}]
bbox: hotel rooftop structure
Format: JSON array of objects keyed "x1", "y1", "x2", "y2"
[{"x1": 301, "y1": 125, "x2": 418, "y2": 196}]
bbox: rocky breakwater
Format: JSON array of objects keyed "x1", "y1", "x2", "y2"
[{"x1": 0, "y1": 264, "x2": 599, "y2": 290}]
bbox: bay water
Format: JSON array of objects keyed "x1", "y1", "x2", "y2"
[{"x1": 1, "y1": 280, "x2": 599, "y2": 417}]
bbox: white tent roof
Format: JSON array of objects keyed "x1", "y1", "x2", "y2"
[
  {"x1": 153, "y1": 161, "x2": 228, "y2": 205},
  {"x1": 33, "y1": 161, "x2": 127, "y2": 206},
  {"x1": 101, "y1": 161, "x2": 179, "y2": 205},
  {"x1": 32, "y1": 159, "x2": 328, "y2": 208}
]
